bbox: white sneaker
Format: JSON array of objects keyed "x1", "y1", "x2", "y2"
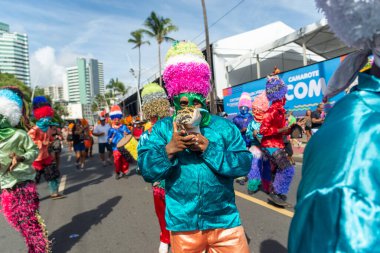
[
  {"x1": 158, "y1": 242, "x2": 169, "y2": 253},
  {"x1": 80, "y1": 163, "x2": 85, "y2": 170}
]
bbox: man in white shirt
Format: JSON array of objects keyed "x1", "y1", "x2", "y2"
[{"x1": 93, "y1": 117, "x2": 112, "y2": 166}]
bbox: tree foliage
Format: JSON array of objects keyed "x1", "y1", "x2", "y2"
[
  {"x1": 142, "y1": 12, "x2": 178, "y2": 44},
  {"x1": 142, "y1": 11, "x2": 178, "y2": 86},
  {"x1": 128, "y1": 29, "x2": 150, "y2": 49}
]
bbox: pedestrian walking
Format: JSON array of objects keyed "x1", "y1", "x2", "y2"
[
  {"x1": 50, "y1": 125, "x2": 62, "y2": 170},
  {"x1": 67, "y1": 123, "x2": 74, "y2": 152},
  {"x1": 72, "y1": 119, "x2": 87, "y2": 170},
  {"x1": 92, "y1": 115, "x2": 112, "y2": 166},
  {"x1": 302, "y1": 110, "x2": 312, "y2": 141},
  {"x1": 29, "y1": 96, "x2": 64, "y2": 200},
  {"x1": 289, "y1": 0, "x2": 380, "y2": 252},
  {"x1": 61, "y1": 126, "x2": 68, "y2": 148},
  {"x1": 139, "y1": 41, "x2": 251, "y2": 253},
  {"x1": 108, "y1": 105, "x2": 131, "y2": 179},
  {"x1": 138, "y1": 82, "x2": 171, "y2": 253},
  {"x1": 311, "y1": 103, "x2": 324, "y2": 134}
]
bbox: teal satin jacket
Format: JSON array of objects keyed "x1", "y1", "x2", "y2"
[
  {"x1": 138, "y1": 115, "x2": 252, "y2": 232},
  {"x1": 288, "y1": 73, "x2": 380, "y2": 252}
]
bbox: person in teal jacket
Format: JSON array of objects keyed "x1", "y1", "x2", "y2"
[
  {"x1": 138, "y1": 41, "x2": 252, "y2": 253},
  {"x1": 288, "y1": 0, "x2": 380, "y2": 252}
]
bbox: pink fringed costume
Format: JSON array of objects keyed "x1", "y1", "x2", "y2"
[{"x1": 0, "y1": 87, "x2": 50, "y2": 253}]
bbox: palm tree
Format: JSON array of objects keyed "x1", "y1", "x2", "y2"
[
  {"x1": 142, "y1": 11, "x2": 178, "y2": 86},
  {"x1": 128, "y1": 29, "x2": 150, "y2": 118},
  {"x1": 106, "y1": 78, "x2": 130, "y2": 114}
]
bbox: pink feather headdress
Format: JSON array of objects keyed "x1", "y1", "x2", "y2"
[{"x1": 163, "y1": 41, "x2": 211, "y2": 98}]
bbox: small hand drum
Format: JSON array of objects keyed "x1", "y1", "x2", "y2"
[
  {"x1": 176, "y1": 107, "x2": 202, "y2": 134},
  {"x1": 117, "y1": 135, "x2": 138, "y2": 162},
  {"x1": 290, "y1": 124, "x2": 303, "y2": 139}
]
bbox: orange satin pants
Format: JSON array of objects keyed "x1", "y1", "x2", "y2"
[{"x1": 170, "y1": 226, "x2": 250, "y2": 253}]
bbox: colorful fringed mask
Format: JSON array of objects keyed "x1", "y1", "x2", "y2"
[
  {"x1": 141, "y1": 82, "x2": 170, "y2": 119},
  {"x1": 252, "y1": 91, "x2": 269, "y2": 122},
  {"x1": 163, "y1": 41, "x2": 211, "y2": 99},
  {"x1": 0, "y1": 87, "x2": 24, "y2": 127},
  {"x1": 109, "y1": 105, "x2": 122, "y2": 120},
  {"x1": 265, "y1": 75, "x2": 288, "y2": 102},
  {"x1": 163, "y1": 41, "x2": 212, "y2": 127},
  {"x1": 32, "y1": 96, "x2": 54, "y2": 120}
]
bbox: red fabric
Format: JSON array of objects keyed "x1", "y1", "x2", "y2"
[
  {"x1": 113, "y1": 150, "x2": 129, "y2": 174},
  {"x1": 153, "y1": 186, "x2": 170, "y2": 244},
  {"x1": 132, "y1": 127, "x2": 143, "y2": 138},
  {"x1": 32, "y1": 156, "x2": 54, "y2": 171},
  {"x1": 28, "y1": 127, "x2": 54, "y2": 161},
  {"x1": 260, "y1": 100, "x2": 287, "y2": 149},
  {"x1": 33, "y1": 106, "x2": 54, "y2": 120}
]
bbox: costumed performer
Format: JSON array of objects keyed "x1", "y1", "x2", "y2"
[
  {"x1": 0, "y1": 87, "x2": 50, "y2": 253},
  {"x1": 138, "y1": 41, "x2": 251, "y2": 253},
  {"x1": 260, "y1": 74, "x2": 295, "y2": 207},
  {"x1": 233, "y1": 92, "x2": 253, "y2": 185},
  {"x1": 138, "y1": 82, "x2": 171, "y2": 253},
  {"x1": 233, "y1": 92, "x2": 254, "y2": 148},
  {"x1": 289, "y1": 0, "x2": 380, "y2": 252},
  {"x1": 28, "y1": 96, "x2": 64, "y2": 199},
  {"x1": 108, "y1": 105, "x2": 131, "y2": 180},
  {"x1": 245, "y1": 91, "x2": 271, "y2": 194}
]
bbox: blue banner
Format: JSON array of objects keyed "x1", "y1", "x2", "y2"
[{"x1": 223, "y1": 56, "x2": 346, "y2": 117}]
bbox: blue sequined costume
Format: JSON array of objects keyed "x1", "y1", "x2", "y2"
[{"x1": 233, "y1": 113, "x2": 253, "y2": 148}]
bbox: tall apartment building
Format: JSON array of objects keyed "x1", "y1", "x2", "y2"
[
  {"x1": 44, "y1": 85, "x2": 64, "y2": 102},
  {"x1": 66, "y1": 58, "x2": 104, "y2": 122},
  {"x1": 0, "y1": 22, "x2": 31, "y2": 86},
  {"x1": 66, "y1": 58, "x2": 105, "y2": 104}
]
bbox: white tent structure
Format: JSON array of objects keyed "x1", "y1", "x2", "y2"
[{"x1": 214, "y1": 19, "x2": 356, "y2": 99}]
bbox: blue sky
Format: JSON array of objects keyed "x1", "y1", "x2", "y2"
[{"x1": 0, "y1": 0, "x2": 323, "y2": 88}]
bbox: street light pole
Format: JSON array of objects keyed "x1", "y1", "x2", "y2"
[
  {"x1": 30, "y1": 85, "x2": 38, "y2": 116},
  {"x1": 201, "y1": 0, "x2": 217, "y2": 114},
  {"x1": 130, "y1": 68, "x2": 143, "y2": 120}
]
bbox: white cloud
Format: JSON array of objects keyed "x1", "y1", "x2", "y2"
[
  {"x1": 30, "y1": 46, "x2": 91, "y2": 88},
  {"x1": 30, "y1": 47, "x2": 65, "y2": 87}
]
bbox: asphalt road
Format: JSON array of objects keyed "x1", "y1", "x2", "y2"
[{"x1": 0, "y1": 147, "x2": 302, "y2": 253}]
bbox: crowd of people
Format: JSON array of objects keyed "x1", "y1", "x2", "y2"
[{"x1": 0, "y1": 0, "x2": 379, "y2": 252}]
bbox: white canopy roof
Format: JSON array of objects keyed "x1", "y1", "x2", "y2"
[{"x1": 226, "y1": 19, "x2": 356, "y2": 71}]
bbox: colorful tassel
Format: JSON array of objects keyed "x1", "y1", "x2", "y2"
[{"x1": 0, "y1": 182, "x2": 50, "y2": 253}]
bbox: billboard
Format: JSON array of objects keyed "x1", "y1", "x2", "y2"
[{"x1": 223, "y1": 56, "x2": 346, "y2": 117}]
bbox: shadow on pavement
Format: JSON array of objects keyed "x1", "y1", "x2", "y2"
[
  {"x1": 50, "y1": 196, "x2": 122, "y2": 253},
  {"x1": 39, "y1": 173, "x2": 112, "y2": 202},
  {"x1": 260, "y1": 239, "x2": 287, "y2": 253}
]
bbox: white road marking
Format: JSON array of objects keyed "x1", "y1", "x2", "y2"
[
  {"x1": 235, "y1": 190, "x2": 294, "y2": 218},
  {"x1": 58, "y1": 175, "x2": 67, "y2": 193}
]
